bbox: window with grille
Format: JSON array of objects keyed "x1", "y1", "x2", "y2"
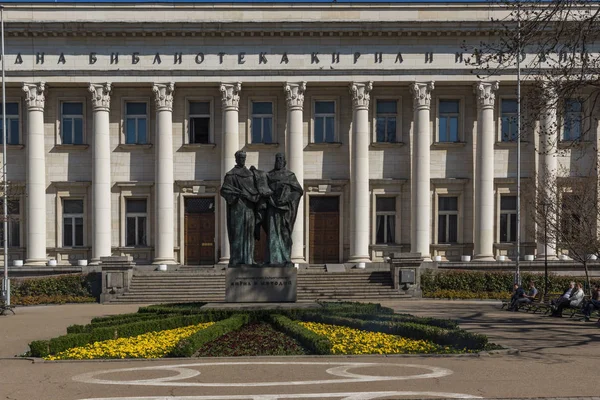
[
  {"x1": 126, "y1": 199, "x2": 147, "y2": 246},
  {"x1": 375, "y1": 100, "x2": 397, "y2": 143},
  {"x1": 63, "y1": 199, "x2": 84, "y2": 247},
  {"x1": 500, "y1": 196, "x2": 517, "y2": 242},
  {"x1": 438, "y1": 100, "x2": 460, "y2": 142},
  {"x1": 61, "y1": 102, "x2": 84, "y2": 145},
  {"x1": 309, "y1": 196, "x2": 339, "y2": 212},
  {"x1": 563, "y1": 99, "x2": 582, "y2": 141},
  {"x1": 438, "y1": 196, "x2": 458, "y2": 243},
  {"x1": 0, "y1": 102, "x2": 20, "y2": 145},
  {"x1": 189, "y1": 101, "x2": 211, "y2": 144},
  {"x1": 251, "y1": 101, "x2": 273, "y2": 144},
  {"x1": 185, "y1": 197, "x2": 215, "y2": 214},
  {"x1": 500, "y1": 99, "x2": 518, "y2": 142},
  {"x1": 0, "y1": 200, "x2": 20, "y2": 247},
  {"x1": 125, "y1": 102, "x2": 148, "y2": 144},
  {"x1": 314, "y1": 101, "x2": 336, "y2": 143},
  {"x1": 375, "y1": 197, "x2": 396, "y2": 244}
]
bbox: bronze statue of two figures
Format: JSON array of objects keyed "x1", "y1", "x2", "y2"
[{"x1": 220, "y1": 151, "x2": 303, "y2": 267}]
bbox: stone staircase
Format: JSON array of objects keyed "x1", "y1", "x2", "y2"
[{"x1": 108, "y1": 269, "x2": 410, "y2": 303}]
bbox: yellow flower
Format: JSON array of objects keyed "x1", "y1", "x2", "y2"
[
  {"x1": 299, "y1": 322, "x2": 457, "y2": 355},
  {"x1": 45, "y1": 322, "x2": 214, "y2": 360}
]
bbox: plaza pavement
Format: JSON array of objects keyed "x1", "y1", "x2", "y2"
[{"x1": 0, "y1": 300, "x2": 599, "y2": 400}]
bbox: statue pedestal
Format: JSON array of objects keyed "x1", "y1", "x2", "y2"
[{"x1": 225, "y1": 266, "x2": 297, "y2": 302}]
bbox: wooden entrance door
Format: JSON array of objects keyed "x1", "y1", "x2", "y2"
[
  {"x1": 309, "y1": 196, "x2": 340, "y2": 264},
  {"x1": 185, "y1": 197, "x2": 215, "y2": 265}
]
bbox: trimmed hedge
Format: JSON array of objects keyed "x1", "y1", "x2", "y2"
[
  {"x1": 12, "y1": 274, "x2": 96, "y2": 298},
  {"x1": 318, "y1": 301, "x2": 394, "y2": 315},
  {"x1": 68, "y1": 313, "x2": 168, "y2": 333},
  {"x1": 168, "y1": 314, "x2": 249, "y2": 357},
  {"x1": 297, "y1": 312, "x2": 487, "y2": 350},
  {"x1": 425, "y1": 290, "x2": 512, "y2": 300},
  {"x1": 421, "y1": 270, "x2": 600, "y2": 296},
  {"x1": 335, "y1": 312, "x2": 459, "y2": 330},
  {"x1": 269, "y1": 314, "x2": 332, "y2": 355},
  {"x1": 30, "y1": 314, "x2": 219, "y2": 357},
  {"x1": 13, "y1": 294, "x2": 96, "y2": 306}
]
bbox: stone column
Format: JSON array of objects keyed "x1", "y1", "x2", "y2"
[
  {"x1": 284, "y1": 82, "x2": 307, "y2": 263},
  {"x1": 89, "y1": 83, "x2": 113, "y2": 265},
  {"x1": 537, "y1": 84, "x2": 558, "y2": 259},
  {"x1": 474, "y1": 81, "x2": 499, "y2": 261},
  {"x1": 409, "y1": 82, "x2": 434, "y2": 260},
  {"x1": 348, "y1": 82, "x2": 373, "y2": 264},
  {"x1": 152, "y1": 83, "x2": 176, "y2": 264},
  {"x1": 218, "y1": 82, "x2": 242, "y2": 265},
  {"x1": 23, "y1": 82, "x2": 47, "y2": 265}
]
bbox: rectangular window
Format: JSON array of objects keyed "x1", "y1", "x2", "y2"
[
  {"x1": 0, "y1": 102, "x2": 20, "y2": 145},
  {"x1": 500, "y1": 196, "x2": 517, "y2": 243},
  {"x1": 500, "y1": 99, "x2": 518, "y2": 142},
  {"x1": 438, "y1": 196, "x2": 458, "y2": 243},
  {"x1": 126, "y1": 199, "x2": 147, "y2": 246},
  {"x1": 251, "y1": 101, "x2": 274, "y2": 144},
  {"x1": 0, "y1": 200, "x2": 20, "y2": 247},
  {"x1": 61, "y1": 102, "x2": 84, "y2": 145},
  {"x1": 125, "y1": 102, "x2": 148, "y2": 144},
  {"x1": 563, "y1": 99, "x2": 582, "y2": 141},
  {"x1": 314, "y1": 101, "x2": 336, "y2": 143},
  {"x1": 560, "y1": 193, "x2": 581, "y2": 241},
  {"x1": 63, "y1": 199, "x2": 84, "y2": 247},
  {"x1": 189, "y1": 101, "x2": 211, "y2": 144},
  {"x1": 376, "y1": 100, "x2": 397, "y2": 143},
  {"x1": 375, "y1": 197, "x2": 396, "y2": 244},
  {"x1": 438, "y1": 100, "x2": 459, "y2": 142}
]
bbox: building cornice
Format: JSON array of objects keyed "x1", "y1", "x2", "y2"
[{"x1": 4, "y1": 21, "x2": 502, "y2": 38}]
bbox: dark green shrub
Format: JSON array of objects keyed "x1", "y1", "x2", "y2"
[
  {"x1": 11, "y1": 274, "x2": 96, "y2": 299},
  {"x1": 270, "y1": 314, "x2": 332, "y2": 355},
  {"x1": 169, "y1": 314, "x2": 249, "y2": 357},
  {"x1": 335, "y1": 312, "x2": 459, "y2": 330},
  {"x1": 421, "y1": 270, "x2": 600, "y2": 296},
  {"x1": 318, "y1": 301, "x2": 394, "y2": 315}
]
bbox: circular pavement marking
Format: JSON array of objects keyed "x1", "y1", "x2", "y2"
[
  {"x1": 73, "y1": 361, "x2": 453, "y2": 387},
  {"x1": 80, "y1": 391, "x2": 481, "y2": 400}
]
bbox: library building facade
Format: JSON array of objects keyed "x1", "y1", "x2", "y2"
[{"x1": 1, "y1": 2, "x2": 597, "y2": 266}]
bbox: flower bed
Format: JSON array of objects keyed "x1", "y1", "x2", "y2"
[
  {"x1": 31, "y1": 301, "x2": 490, "y2": 359},
  {"x1": 46, "y1": 322, "x2": 214, "y2": 360},
  {"x1": 300, "y1": 322, "x2": 459, "y2": 355}
]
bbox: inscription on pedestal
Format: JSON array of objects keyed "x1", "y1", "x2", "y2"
[{"x1": 226, "y1": 266, "x2": 297, "y2": 303}]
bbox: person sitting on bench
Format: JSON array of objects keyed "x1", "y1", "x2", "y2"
[
  {"x1": 507, "y1": 283, "x2": 525, "y2": 311},
  {"x1": 509, "y1": 281, "x2": 538, "y2": 311},
  {"x1": 581, "y1": 284, "x2": 600, "y2": 322},
  {"x1": 552, "y1": 282, "x2": 583, "y2": 317}
]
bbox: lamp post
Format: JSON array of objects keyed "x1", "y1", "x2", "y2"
[
  {"x1": 540, "y1": 199, "x2": 549, "y2": 300},
  {"x1": 0, "y1": 4, "x2": 12, "y2": 315}
]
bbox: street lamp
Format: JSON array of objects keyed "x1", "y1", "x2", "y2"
[
  {"x1": 0, "y1": 4, "x2": 13, "y2": 316},
  {"x1": 540, "y1": 199, "x2": 549, "y2": 300}
]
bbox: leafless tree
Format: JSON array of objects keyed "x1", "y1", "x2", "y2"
[
  {"x1": 526, "y1": 166, "x2": 599, "y2": 295},
  {"x1": 464, "y1": 0, "x2": 600, "y2": 147}
]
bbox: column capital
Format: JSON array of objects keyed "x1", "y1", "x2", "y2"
[
  {"x1": 284, "y1": 81, "x2": 307, "y2": 110},
  {"x1": 474, "y1": 81, "x2": 500, "y2": 110},
  {"x1": 22, "y1": 82, "x2": 46, "y2": 111},
  {"x1": 410, "y1": 81, "x2": 435, "y2": 110},
  {"x1": 153, "y1": 82, "x2": 175, "y2": 112},
  {"x1": 349, "y1": 81, "x2": 373, "y2": 110},
  {"x1": 220, "y1": 82, "x2": 242, "y2": 111},
  {"x1": 89, "y1": 83, "x2": 112, "y2": 112}
]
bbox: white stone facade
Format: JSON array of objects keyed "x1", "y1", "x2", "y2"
[{"x1": 0, "y1": 3, "x2": 598, "y2": 265}]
